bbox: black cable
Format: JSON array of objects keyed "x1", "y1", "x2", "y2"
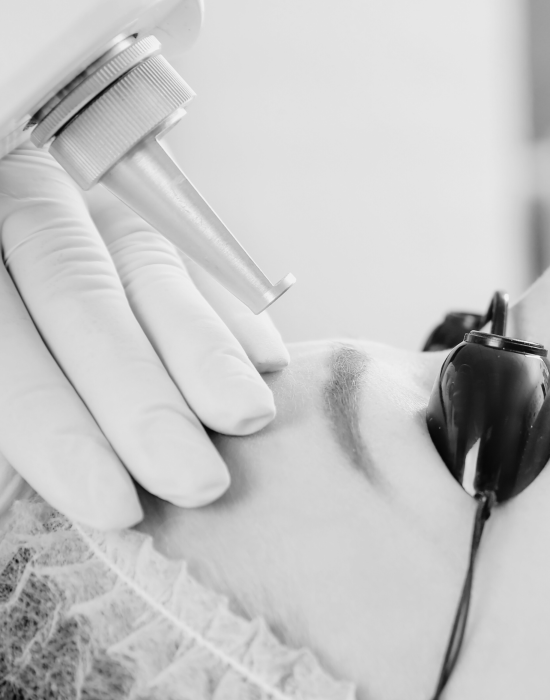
[{"x1": 430, "y1": 491, "x2": 495, "y2": 700}]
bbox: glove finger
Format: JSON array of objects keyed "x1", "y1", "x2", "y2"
[
  {"x1": 182, "y1": 253, "x2": 290, "y2": 373},
  {"x1": 0, "y1": 260, "x2": 142, "y2": 530},
  {"x1": 87, "y1": 183, "x2": 290, "y2": 373},
  {"x1": 91, "y1": 187, "x2": 276, "y2": 435},
  {"x1": 0, "y1": 145, "x2": 230, "y2": 509}
]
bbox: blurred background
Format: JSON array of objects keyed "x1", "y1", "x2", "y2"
[{"x1": 166, "y1": 0, "x2": 546, "y2": 350}]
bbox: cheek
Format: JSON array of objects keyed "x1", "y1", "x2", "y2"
[
  {"x1": 142, "y1": 409, "x2": 366, "y2": 624},
  {"x1": 206, "y1": 424, "x2": 383, "y2": 648}
]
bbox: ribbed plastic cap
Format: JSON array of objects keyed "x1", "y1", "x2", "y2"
[
  {"x1": 31, "y1": 36, "x2": 162, "y2": 148},
  {"x1": 47, "y1": 50, "x2": 195, "y2": 189}
]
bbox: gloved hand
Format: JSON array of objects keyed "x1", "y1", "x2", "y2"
[{"x1": 0, "y1": 144, "x2": 289, "y2": 529}]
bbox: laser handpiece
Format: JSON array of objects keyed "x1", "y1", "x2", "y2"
[{"x1": 29, "y1": 33, "x2": 295, "y2": 314}]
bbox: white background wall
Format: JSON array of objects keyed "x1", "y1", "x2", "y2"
[{"x1": 167, "y1": 0, "x2": 530, "y2": 350}]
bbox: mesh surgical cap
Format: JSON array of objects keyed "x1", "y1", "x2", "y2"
[{"x1": 0, "y1": 495, "x2": 355, "y2": 700}]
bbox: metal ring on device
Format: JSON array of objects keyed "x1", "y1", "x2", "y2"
[{"x1": 31, "y1": 35, "x2": 161, "y2": 147}]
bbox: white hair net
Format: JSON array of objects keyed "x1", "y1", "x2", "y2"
[{"x1": 0, "y1": 495, "x2": 356, "y2": 699}]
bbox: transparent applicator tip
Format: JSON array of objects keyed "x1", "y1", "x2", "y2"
[
  {"x1": 101, "y1": 138, "x2": 295, "y2": 314},
  {"x1": 31, "y1": 35, "x2": 293, "y2": 313}
]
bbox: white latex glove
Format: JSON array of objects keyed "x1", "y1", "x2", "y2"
[{"x1": 0, "y1": 144, "x2": 289, "y2": 529}]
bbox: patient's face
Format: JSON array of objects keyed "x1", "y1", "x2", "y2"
[{"x1": 138, "y1": 339, "x2": 550, "y2": 700}]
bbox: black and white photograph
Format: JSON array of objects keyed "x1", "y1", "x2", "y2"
[{"x1": 1, "y1": 1, "x2": 550, "y2": 698}]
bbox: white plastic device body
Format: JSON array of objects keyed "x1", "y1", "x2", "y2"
[{"x1": 0, "y1": 0, "x2": 203, "y2": 157}]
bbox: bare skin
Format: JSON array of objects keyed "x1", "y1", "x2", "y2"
[{"x1": 137, "y1": 273, "x2": 550, "y2": 700}]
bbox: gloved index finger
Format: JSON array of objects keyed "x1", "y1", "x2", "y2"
[
  {"x1": 86, "y1": 174, "x2": 291, "y2": 374},
  {"x1": 88, "y1": 181, "x2": 281, "y2": 435},
  {"x1": 183, "y1": 254, "x2": 291, "y2": 373}
]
